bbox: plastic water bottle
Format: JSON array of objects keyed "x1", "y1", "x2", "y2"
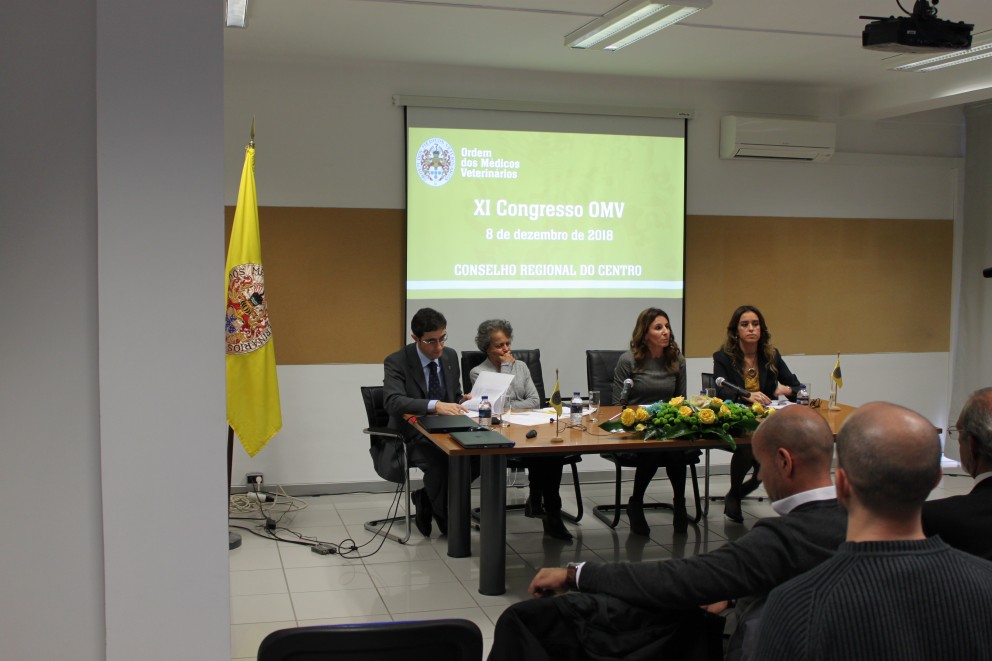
[
  {"x1": 797, "y1": 384, "x2": 810, "y2": 406},
  {"x1": 570, "y1": 392, "x2": 583, "y2": 424},
  {"x1": 478, "y1": 395, "x2": 492, "y2": 427}
]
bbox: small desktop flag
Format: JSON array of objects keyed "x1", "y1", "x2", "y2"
[
  {"x1": 226, "y1": 141, "x2": 282, "y2": 457},
  {"x1": 831, "y1": 354, "x2": 843, "y2": 388},
  {"x1": 550, "y1": 369, "x2": 563, "y2": 417}
]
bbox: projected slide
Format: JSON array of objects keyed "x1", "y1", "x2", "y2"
[{"x1": 407, "y1": 127, "x2": 684, "y2": 300}]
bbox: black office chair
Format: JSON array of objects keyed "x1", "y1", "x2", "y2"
[
  {"x1": 257, "y1": 618, "x2": 483, "y2": 661},
  {"x1": 361, "y1": 385, "x2": 413, "y2": 544},
  {"x1": 460, "y1": 349, "x2": 584, "y2": 523},
  {"x1": 586, "y1": 349, "x2": 702, "y2": 529}
]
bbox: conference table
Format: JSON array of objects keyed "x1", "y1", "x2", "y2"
[{"x1": 409, "y1": 403, "x2": 856, "y2": 595}]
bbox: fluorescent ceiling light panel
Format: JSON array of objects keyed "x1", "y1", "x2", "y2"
[
  {"x1": 566, "y1": 0, "x2": 711, "y2": 51},
  {"x1": 887, "y1": 30, "x2": 992, "y2": 71},
  {"x1": 226, "y1": 0, "x2": 248, "y2": 29}
]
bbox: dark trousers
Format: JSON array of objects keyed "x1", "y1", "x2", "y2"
[
  {"x1": 489, "y1": 593, "x2": 723, "y2": 661},
  {"x1": 523, "y1": 456, "x2": 566, "y2": 512},
  {"x1": 407, "y1": 436, "x2": 479, "y2": 521}
]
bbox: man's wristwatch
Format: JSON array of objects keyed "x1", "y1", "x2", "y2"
[{"x1": 565, "y1": 562, "x2": 581, "y2": 591}]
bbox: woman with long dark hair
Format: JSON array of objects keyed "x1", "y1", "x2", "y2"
[
  {"x1": 612, "y1": 307, "x2": 692, "y2": 535},
  {"x1": 713, "y1": 305, "x2": 802, "y2": 522}
]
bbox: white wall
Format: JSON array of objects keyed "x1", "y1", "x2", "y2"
[
  {"x1": 2, "y1": 4, "x2": 105, "y2": 658},
  {"x1": 227, "y1": 58, "x2": 965, "y2": 487},
  {"x1": 2, "y1": 2, "x2": 229, "y2": 659}
]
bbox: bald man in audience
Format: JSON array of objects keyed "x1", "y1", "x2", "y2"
[
  {"x1": 754, "y1": 402, "x2": 992, "y2": 661},
  {"x1": 922, "y1": 387, "x2": 992, "y2": 560},
  {"x1": 488, "y1": 405, "x2": 845, "y2": 661}
]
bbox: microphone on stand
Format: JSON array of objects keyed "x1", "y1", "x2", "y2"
[
  {"x1": 610, "y1": 378, "x2": 635, "y2": 421},
  {"x1": 715, "y1": 376, "x2": 751, "y2": 399},
  {"x1": 619, "y1": 378, "x2": 634, "y2": 407}
]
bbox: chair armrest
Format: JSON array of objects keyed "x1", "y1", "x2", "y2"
[{"x1": 364, "y1": 427, "x2": 405, "y2": 440}]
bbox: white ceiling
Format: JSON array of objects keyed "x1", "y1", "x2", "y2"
[{"x1": 225, "y1": 0, "x2": 992, "y2": 118}]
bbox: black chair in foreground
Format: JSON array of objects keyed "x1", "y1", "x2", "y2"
[
  {"x1": 460, "y1": 349, "x2": 583, "y2": 523},
  {"x1": 586, "y1": 349, "x2": 702, "y2": 530},
  {"x1": 361, "y1": 385, "x2": 412, "y2": 544},
  {"x1": 257, "y1": 619, "x2": 483, "y2": 661}
]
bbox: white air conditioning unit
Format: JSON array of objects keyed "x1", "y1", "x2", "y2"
[{"x1": 720, "y1": 116, "x2": 836, "y2": 162}]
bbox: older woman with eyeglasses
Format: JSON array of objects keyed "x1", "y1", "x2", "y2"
[{"x1": 470, "y1": 319, "x2": 572, "y2": 541}]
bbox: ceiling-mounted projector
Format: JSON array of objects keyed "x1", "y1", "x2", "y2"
[{"x1": 861, "y1": 0, "x2": 972, "y2": 53}]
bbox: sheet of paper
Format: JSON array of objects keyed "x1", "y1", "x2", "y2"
[
  {"x1": 463, "y1": 371, "x2": 515, "y2": 412},
  {"x1": 503, "y1": 411, "x2": 555, "y2": 426}
]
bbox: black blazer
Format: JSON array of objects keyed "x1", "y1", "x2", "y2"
[
  {"x1": 922, "y1": 477, "x2": 992, "y2": 561},
  {"x1": 712, "y1": 348, "x2": 801, "y2": 403},
  {"x1": 383, "y1": 342, "x2": 463, "y2": 439}
]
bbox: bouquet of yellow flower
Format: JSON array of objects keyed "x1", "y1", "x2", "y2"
[{"x1": 599, "y1": 395, "x2": 771, "y2": 450}]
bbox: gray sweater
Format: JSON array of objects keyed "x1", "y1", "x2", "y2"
[
  {"x1": 469, "y1": 359, "x2": 539, "y2": 409},
  {"x1": 610, "y1": 350, "x2": 687, "y2": 406},
  {"x1": 754, "y1": 536, "x2": 992, "y2": 660}
]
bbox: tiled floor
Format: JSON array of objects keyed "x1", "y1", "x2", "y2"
[{"x1": 229, "y1": 469, "x2": 974, "y2": 660}]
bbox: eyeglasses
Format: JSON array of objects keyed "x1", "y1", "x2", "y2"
[
  {"x1": 948, "y1": 425, "x2": 962, "y2": 439},
  {"x1": 418, "y1": 334, "x2": 447, "y2": 347},
  {"x1": 809, "y1": 398, "x2": 821, "y2": 409},
  {"x1": 491, "y1": 341, "x2": 511, "y2": 351}
]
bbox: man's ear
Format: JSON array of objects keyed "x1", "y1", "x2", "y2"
[
  {"x1": 968, "y1": 437, "x2": 982, "y2": 473},
  {"x1": 777, "y1": 448, "x2": 794, "y2": 477},
  {"x1": 932, "y1": 466, "x2": 944, "y2": 491},
  {"x1": 410, "y1": 333, "x2": 419, "y2": 344},
  {"x1": 835, "y1": 467, "x2": 850, "y2": 505}
]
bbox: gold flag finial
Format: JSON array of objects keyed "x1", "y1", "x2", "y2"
[{"x1": 249, "y1": 116, "x2": 255, "y2": 148}]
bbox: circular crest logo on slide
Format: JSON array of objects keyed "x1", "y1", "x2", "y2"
[
  {"x1": 226, "y1": 263, "x2": 273, "y2": 355},
  {"x1": 416, "y1": 137, "x2": 456, "y2": 187}
]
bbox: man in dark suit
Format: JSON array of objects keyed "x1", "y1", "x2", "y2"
[
  {"x1": 922, "y1": 386, "x2": 992, "y2": 560},
  {"x1": 382, "y1": 307, "x2": 470, "y2": 537},
  {"x1": 489, "y1": 405, "x2": 844, "y2": 661}
]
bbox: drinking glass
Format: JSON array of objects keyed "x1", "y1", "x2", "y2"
[
  {"x1": 500, "y1": 400, "x2": 512, "y2": 427},
  {"x1": 588, "y1": 390, "x2": 601, "y2": 422}
]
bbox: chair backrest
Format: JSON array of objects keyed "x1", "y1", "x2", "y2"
[
  {"x1": 701, "y1": 372, "x2": 716, "y2": 391},
  {"x1": 460, "y1": 349, "x2": 546, "y2": 405},
  {"x1": 257, "y1": 619, "x2": 483, "y2": 661},
  {"x1": 360, "y1": 385, "x2": 390, "y2": 445},
  {"x1": 586, "y1": 349, "x2": 625, "y2": 403}
]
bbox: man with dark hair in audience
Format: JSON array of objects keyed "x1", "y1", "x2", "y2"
[
  {"x1": 754, "y1": 402, "x2": 992, "y2": 661},
  {"x1": 381, "y1": 307, "x2": 472, "y2": 537},
  {"x1": 922, "y1": 387, "x2": 992, "y2": 560},
  {"x1": 488, "y1": 405, "x2": 845, "y2": 661}
]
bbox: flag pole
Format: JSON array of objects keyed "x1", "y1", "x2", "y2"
[
  {"x1": 550, "y1": 368, "x2": 564, "y2": 443},
  {"x1": 829, "y1": 352, "x2": 841, "y2": 411},
  {"x1": 229, "y1": 118, "x2": 257, "y2": 551}
]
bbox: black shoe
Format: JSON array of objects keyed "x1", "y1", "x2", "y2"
[
  {"x1": 627, "y1": 498, "x2": 650, "y2": 536},
  {"x1": 673, "y1": 498, "x2": 688, "y2": 534},
  {"x1": 724, "y1": 493, "x2": 743, "y2": 523},
  {"x1": 524, "y1": 495, "x2": 546, "y2": 519},
  {"x1": 543, "y1": 513, "x2": 573, "y2": 541},
  {"x1": 433, "y1": 513, "x2": 448, "y2": 536},
  {"x1": 413, "y1": 489, "x2": 432, "y2": 537}
]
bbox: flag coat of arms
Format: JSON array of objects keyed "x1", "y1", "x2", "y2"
[{"x1": 226, "y1": 145, "x2": 282, "y2": 457}]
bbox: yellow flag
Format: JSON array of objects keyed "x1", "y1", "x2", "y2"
[
  {"x1": 550, "y1": 369, "x2": 563, "y2": 417},
  {"x1": 831, "y1": 354, "x2": 843, "y2": 388},
  {"x1": 226, "y1": 145, "x2": 282, "y2": 457}
]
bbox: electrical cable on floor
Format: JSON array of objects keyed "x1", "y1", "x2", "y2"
[{"x1": 228, "y1": 480, "x2": 412, "y2": 559}]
